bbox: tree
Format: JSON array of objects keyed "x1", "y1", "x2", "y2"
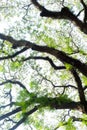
[{"x1": 0, "y1": 0, "x2": 87, "y2": 129}]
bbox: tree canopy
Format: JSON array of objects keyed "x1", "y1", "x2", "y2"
[{"x1": 0, "y1": 0, "x2": 87, "y2": 130}]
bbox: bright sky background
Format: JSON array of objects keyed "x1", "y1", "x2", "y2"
[{"x1": 0, "y1": 0, "x2": 87, "y2": 130}]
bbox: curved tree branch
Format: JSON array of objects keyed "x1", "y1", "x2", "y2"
[
  {"x1": 0, "y1": 47, "x2": 28, "y2": 60},
  {"x1": 31, "y1": 0, "x2": 43, "y2": 10},
  {"x1": 71, "y1": 69, "x2": 87, "y2": 113},
  {"x1": 0, "y1": 80, "x2": 28, "y2": 91},
  {"x1": 36, "y1": 69, "x2": 77, "y2": 89},
  {"x1": 0, "y1": 33, "x2": 87, "y2": 77},
  {"x1": 23, "y1": 56, "x2": 66, "y2": 70},
  {"x1": 0, "y1": 102, "x2": 15, "y2": 109},
  {"x1": 80, "y1": 0, "x2": 87, "y2": 24},
  {"x1": 31, "y1": 0, "x2": 87, "y2": 34}
]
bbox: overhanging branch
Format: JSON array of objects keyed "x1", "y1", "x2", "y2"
[
  {"x1": 71, "y1": 69, "x2": 87, "y2": 113},
  {"x1": 31, "y1": 0, "x2": 87, "y2": 34},
  {"x1": 48, "y1": 100, "x2": 85, "y2": 113},
  {"x1": 0, "y1": 33, "x2": 87, "y2": 77}
]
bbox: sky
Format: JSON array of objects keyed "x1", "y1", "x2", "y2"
[{"x1": 0, "y1": 0, "x2": 87, "y2": 130}]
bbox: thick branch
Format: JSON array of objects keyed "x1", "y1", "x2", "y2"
[
  {"x1": 0, "y1": 33, "x2": 87, "y2": 77},
  {"x1": 31, "y1": 0, "x2": 87, "y2": 34},
  {"x1": 50, "y1": 101, "x2": 85, "y2": 113},
  {"x1": 0, "y1": 33, "x2": 33, "y2": 48},
  {"x1": 31, "y1": 0, "x2": 43, "y2": 10},
  {"x1": 71, "y1": 69, "x2": 87, "y2": 113}
]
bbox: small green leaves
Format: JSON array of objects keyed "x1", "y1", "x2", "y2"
[
  {"x1": 4, "y1": 41, "x2": 12, "y2": 48},
  {"x1": 82, "y1": 76, "x2": 87, "y2": 86},
  {"x1": 0, "y1": 65, "x2": 4, "y2": 72},
  {"x1": 42, "y1": 34, "x2": 57, "y2": 48},
  {"x1": 29, "y1": 81, "x2": 37, "y2": 88},
  {"x1": 5, "y1": 83, "x2": 12, "y2": 89},
  {"x1": 82, "y1": 114, "x2": 87, "y2": 125},
  {"x1": 57, "y1": 94, "x2": 72, "y2": 103},
  {"x1": 65, "y1": 63, "x2": 73, "y2": 70},
  {"x1": 10, "y1": 61, "x2": 22, "y2": 70},
  {"x1": 55, "y1": 118, "x2": 76, "y2": 130},
  {"x1": 65, "y1": 118, "x2": 76, "y2": 130}
]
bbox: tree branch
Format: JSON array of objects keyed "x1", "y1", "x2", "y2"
[
  {"x1": 23, "y1": 56, "x2": 66, "y2": 70},
  {"x1": 71, "y1": 69, "x2": 87, "y2": 113},
  {"x1": 0, "y1": 102, "x2": 15, "y2": 109},
  {"x1": 9, "y1": 106, "x2": 38, "y2": 130},
  {"x1": 0, "y1": 107, "x2": 21, "y2": 121},
  {"x1": 0, "y1": 47, "x2": 28, "y2": 61},
  {"x1": 0, "y1": 33, "x2": 87, "y2": 77},
  {"x1": 0, "y1": 80, "x2": 28, "y2": 90},
  {"x1": 36, "y1": 69, "x2": 77, "y2": 89},
  {"x1": 31, "y1": 0, "x2": 87, "y2": 34},
  {"x1": 50, "y1": 101, "x2": 85, "y2": 113},
  {"x1": 80, "y1": 0, "x2": 87, "y2": 24},
  {"x1": 5, "y1": 117, "x2": 17, "y2": 124},
  {"x1": 31, "y1": 0, "x2": 43, "y2": 11}
]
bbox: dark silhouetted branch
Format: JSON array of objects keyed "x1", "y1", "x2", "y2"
[
  {"x1": 31, "y1": 0, "x2": 87, "y2": 34},
  {"x1": 0, "y1": 102, "x2": 15, "y2": 109},
  {"x1": 0, "y1": 33, "x2": 87, "y2": 77},
  {"x1": 0, "y1": 107, "x2": 21, "y2": 121},
  {"x1": 0, "y1": 47, "x2": 28, "y2": 60},
  {"x1": 0, "y1": 80, "x2": 28, "y2": 90},
  {"x1": 36, "y1": 70, "x2": 77, "y2": 89},
  {"x1": 71, "y1": 69, "x2": 87, "y2": 113},
  {"x1": 9, "y1": 106, "x2": 38, "y2": 130},
  {"x1": 23, "y1": 56, "x2": 66, "y2": 70}
]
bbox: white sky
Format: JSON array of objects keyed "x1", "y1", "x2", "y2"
[{"x1": 0, "y1": 1, "x2": 87, "y2": 130}]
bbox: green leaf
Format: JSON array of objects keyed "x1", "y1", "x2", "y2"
[
  {"x1": 65, "y1": 119, "x2": 76, "y2": 130},
  {"x1": 42, "y1": 34, "x2": 57, "y2": 48},
  {"x1": 65, "y1": 124, "x2": 76, "y2": 130},
  {"x1": 65, "y1": 63, "x2": 73, "y2": 70},
  {"x1": 29, "y1": 80, "x2": 38, "y2": 89},
  {"x1": 82, "y1": 114, "x2": 87, "y2": 125},
  {"x1": 58, "y1": 94, "x2": 72, "y2": 103},
  {"x1": 5, "y1": 41, "x2": 12, "y2": 48},
  {"x1": 5, "y1": 83, "x2": 12, "y2": 89},
  {"x1": 0, "y1": 65, "x2": 4, "y2": 72},
  {"x1": 82, "y1": 76, "x2": 87, "y2": 86},
  {"x1": 10, "y1": 61, "x2": 22, "y2": 70}
]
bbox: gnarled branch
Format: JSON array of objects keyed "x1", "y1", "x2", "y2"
[
  {"x1": 0, "y1": 33, "x2": 87, "y2": 77},
  {"x1": 31, "y1": 0, "x2": 87, "y2": 34}
]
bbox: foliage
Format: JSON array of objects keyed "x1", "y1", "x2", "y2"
[{"x1": 0, "y1": 0, "x2": 87, "y2": 130}]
